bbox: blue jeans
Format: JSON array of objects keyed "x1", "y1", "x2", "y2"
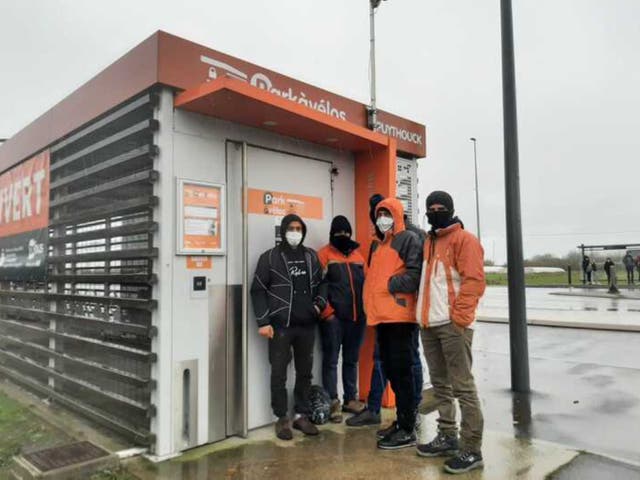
[
  {"x1": 367, "y1": 328, "x2": 423, "y2": 415},
  {"x1": 320, "y1": 317, "x2": 367, "y2": 402}
]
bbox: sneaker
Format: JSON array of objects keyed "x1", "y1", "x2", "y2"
[
  {"x1": 345, "y1": 408, "x2": 381, "y2": 427},
  {"x1": 275, "y1": 417, "x2": 293, "y2": 441},
  {"x1": 342, "y1": 399, "x2": 366, "y2": 414},
  {"x1": 376, "y1": 420, "x2": 398, "y2": 440},
  {"x1": 416, "y1": 432, "x2": 459, "y2": 457},
  {"x1": 329, "y1": 399, "x2": 343, "y2": 423},
  {"x1": 377, "y1": 427, "x2": 416, "y2": 450},
  {"x1": 443, "y1": 450, "x2": 484, "y2": 474},
  {"x1": 293, "y1": 416, "x2": 319, "y2": 436}
]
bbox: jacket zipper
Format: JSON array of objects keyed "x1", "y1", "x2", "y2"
[
  {"x1": 281, "y1": 251, "x2": 293, "y2": 327},
  {"x1": 345, "y1": 257, "x2": 357, "y2": 322}
]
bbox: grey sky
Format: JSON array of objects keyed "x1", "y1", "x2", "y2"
[{"x1": 1, "y1": 0, "x2": 639, "y2": 264}]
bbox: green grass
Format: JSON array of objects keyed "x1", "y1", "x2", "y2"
[
  {"x1": 0, "y1": 390, "x2": 71, "y2": 475},
  {"x1": 485, "y1": 270, "x2": 593, "y2": 286},
  {"x1": 0, "y1": 390, "x2": 140, "y2": 479}
]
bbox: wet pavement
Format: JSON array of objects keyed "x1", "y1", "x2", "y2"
[
  {"x1": 474, "y1": 323, "x2": 640, "y2": 463},
  {"x1": 479, "y1": 287, "x2": 640, "y2": 328},
  {"x1": 127, "y1": 416, "x2": 577, "y2": 480},
  {"x1": 119, "y1": 322, "x2": 640, "y2": 479},
  {"x1": 549, "y1": 453, "x2": 640, "y2": 480}
]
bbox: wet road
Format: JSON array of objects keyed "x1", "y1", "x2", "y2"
[
  {"x1": 479, "y1": 287, "x2": 640, "y2": 328},
  {"x1": 473, "y1": 322, "x2": 640, "y2": 463}
]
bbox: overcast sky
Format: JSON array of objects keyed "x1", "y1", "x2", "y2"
[{"x1": 1, "y1": 0, "x2": 639, "y2": 264}]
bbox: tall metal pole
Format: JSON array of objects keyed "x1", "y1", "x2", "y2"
[
  {"x1": 470, "y1": 137, "x2": 481, "y2": 243},
  {"x1": 368, "y1": 0, "x2": 378, "y2": 130},
  {"x1": 500, "y1": 0, "x2": 530, "y2": 393}
]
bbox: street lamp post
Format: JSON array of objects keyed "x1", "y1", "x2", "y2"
[
  {"x1": 367, "y1": 0, "x2": 387, "y2": 130},
  {"x1": 470, "y1": 137, "x2": 481, "y2": 243}
]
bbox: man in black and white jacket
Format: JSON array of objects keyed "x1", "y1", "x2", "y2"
[{"x1": 250, "y1": 214, "x2": 328, "y2": 440}]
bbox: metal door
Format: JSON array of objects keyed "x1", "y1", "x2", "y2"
[{"x1": 245, "y1": 145, "x2": 333, "y2": 430}]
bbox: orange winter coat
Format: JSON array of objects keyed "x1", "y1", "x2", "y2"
[
  {"x1": 363, "y1": 198, "x2": 423, "y2": 326},
  {"x1": 317, "y1": 244, "x2": 366, "y2": 322},
  {"x1": 416, "y1": 222, "x2": 486, "y2": 328}
]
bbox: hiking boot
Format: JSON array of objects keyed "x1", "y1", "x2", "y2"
[
  {"x1": 416, "y1": 432, "x2": 459, "y2": 457},
  {"x1": 342, "y1": 399, "x2": 366, "y2": 414},
  {"x1": 376, "y1": 420, "x2": 398, "y2": 440},
  {"x1": 377, "y1": 427, "x2": 416, "y2": 450},
  {"x1": 345, "y1": 409, "x2": 381, "y2": 427},
  {"x1": 329, "y1": 399, "x2": 343, "y2": 423},
  {"x1": 275, "y1": 417, "x2": 293, "y2": 441},
  {"x1": 293, "y1": 416, "x2": 319, "y2": 436},
  {"x1": 443, "y1": 450, "x2": 484, "y2": 474}
]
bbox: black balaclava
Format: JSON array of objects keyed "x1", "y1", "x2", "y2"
[
  {"x1": 330, "y1": 215, "x2": 359, "y2": 254},
  {"x1": 426, "y1": 190, "x2": 456, "y2": 231},
  {"x1": 369, "y1": 194, "x2": 384, "y2": 240}
]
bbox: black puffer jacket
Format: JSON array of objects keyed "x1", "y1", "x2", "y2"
[{"x1": 250, "y1": 215, "x2": 328, "y2": 328}]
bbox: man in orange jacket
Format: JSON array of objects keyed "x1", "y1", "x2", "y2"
[
  {"x1": 363, "y1": 197, "x2": 423, "y2": 450},
  {"x1": 415, "y1": 191, "x2": 486, "y2": 474},
  {"x1": 318, "y1": 215, "x2": 367, "y2": 422}
]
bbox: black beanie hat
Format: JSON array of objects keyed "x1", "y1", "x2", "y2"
[
  {"x1": 426, "y1": 191, "x2": 454, "y2": 212},
  {"x1": 369, "y1": 194, "x2": 384, "y2": 225},
  {"x1": 330, "y1": 215, "x2": 352, "y2": 237}
]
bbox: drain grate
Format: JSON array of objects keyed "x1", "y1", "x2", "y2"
[{"x1": 22, "y1": 441, "x2": 110, "y2": 472}]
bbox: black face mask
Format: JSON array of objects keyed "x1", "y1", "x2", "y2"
[
  {"x1": 331, "y1": 235, "x2": 353, "y2": 254},
  {"x1": 427, "y1": 210, "x2": 453, "y2": 230}
]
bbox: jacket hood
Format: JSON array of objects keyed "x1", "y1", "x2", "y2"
[
  {"x1": 375, "y1": 198, "x2": 406, "y2": 235},
  {"x1": 281, "y1": 214, "x2": 307, "y2": 245}
]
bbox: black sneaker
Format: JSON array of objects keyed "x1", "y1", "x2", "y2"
[
  {"x1": 376, "y1": 420, "x2": 398, "y2": 440},
  {"x1": 443, "y1": 450, "x2": 484, "y2": 474},
  {"x1": 377, "y1": 427, "x2": 416, "y2": 450},
  {"x1": 416, "y1": 432, "x2": 459, "y2": 457},
  {"x1": 345, "y1": 409, "x2": 381, "y2": 427}
]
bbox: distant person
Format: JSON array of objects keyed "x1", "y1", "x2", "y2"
[
  {"x1": 604, "y1": 257, "x2": 614, "y2": 284},
  {"x1": 623, "y1": 252, "x2": 635, "y2": 285},
  {"x1": 608, "y1": 260, "x2": 620, "y2": 294},
  {"x1": 585, "y1": 260, "x2": 593, "y2": 285},
  {"x1": 591, "y1": 260, "x2": 598, "y2": 284},
  {"x1": 636, "y1": 255, "x2": 640, "y2": 282},
  {"x1": 250, "y1": 214, "x2": 328, "y2": 440},
  {"x1": 317, "y1": 215, "x2": 367, "y2": 422},
  {"x1": 416, "y1": 191, "x2": 486, "y2": 474},
  {"x1": 582, "y1": 255, "x2": 592, "y2": 284}
]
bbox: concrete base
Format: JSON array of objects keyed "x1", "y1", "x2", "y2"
[{"x1": 124, "y1": 413, "x2": 578, "y2": 480}]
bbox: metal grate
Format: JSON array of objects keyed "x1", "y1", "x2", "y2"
[
  {"x1": 0, "y1": 91, "x2": 159, "y2": 445},
  {"x1": 22, "y1": 441, "x2": 109, "y2": 472}
]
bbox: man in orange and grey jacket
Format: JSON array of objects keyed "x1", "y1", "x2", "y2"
[
  {"x1": 415, "y1": 191, "x2": 486, "y2": 475},
  {"x1": 318, "y1": 215, "x2": 367, "y2": 423},
  {"x1": 363, "y1": 197, "x2": 423, "y2": 450}
]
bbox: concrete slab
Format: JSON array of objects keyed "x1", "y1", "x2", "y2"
[
  {"x1": 548, "y1": 453, "x2": 640, "y2": 480},
  {"x1": 125, "y1": 415, "x2": 577, "y2": 480}
]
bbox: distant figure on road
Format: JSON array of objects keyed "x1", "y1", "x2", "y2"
[
  {"x1": 604, "y1": 257, "x2": 614, "y2": 284},
  {"x1": 591, "y1": 260, "x2": 598, "y2": 284},
  {"x1": 623, "y1": 252, "x2": 635, "y2": 285},
  {"x1": 582, "y1": 255, "x2": 592, "y2": 284}
]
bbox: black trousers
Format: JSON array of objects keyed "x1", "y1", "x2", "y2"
[
  {"x1": 269, "y1": 325, "x2": 315, "y2": 418},
  {"x1": 376, "y1": 322, "x2": 419, "y2": 432}
]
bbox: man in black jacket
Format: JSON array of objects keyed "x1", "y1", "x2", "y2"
[{"x1": 250, "y1": 214, "x2": 328, "y2": 440}]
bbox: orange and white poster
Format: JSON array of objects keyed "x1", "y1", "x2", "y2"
[
  {"x1": 178, "y1": 180, "x2": 224, "y2": 254},
  {"x1": 186, "y1": 256, "x2": 213, "y2": 269},
  {"x1": 248, "y1": 189, "x2": 323, "y2": 220}
]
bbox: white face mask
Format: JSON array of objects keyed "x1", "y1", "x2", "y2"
[
  {"x1": 285, "y1": 231, "x2": 303, "y2": 247},
  {"x1": 376, "y1": 216, "x2": 394, "y2": 233}
]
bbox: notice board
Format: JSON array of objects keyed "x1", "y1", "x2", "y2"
[{"x1": 177, "y1": 179, "x2": 225, "y2": 255}]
